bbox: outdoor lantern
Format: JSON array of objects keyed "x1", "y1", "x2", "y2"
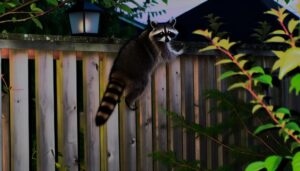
[{"x1": 68, "y1": 0, "x2": 103, "y2": 35}]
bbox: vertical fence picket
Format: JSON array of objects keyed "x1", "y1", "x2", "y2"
[
  {"x1": 104, "y1": 53, "x2": 120, "y2": 171},
  {"x1": 98, "y1": 53, "x2": 108, "y2": 171},
  {"x1": 137, "y1": 82, "x2": 152, "y2": 171},
  {"x1": 82, "y1": 52, "x2": 100, "y2": 171},
  {"x1": 181, "y1": 56, "x2": 195, "y2": 161},
  {"x1": 153, "y1": 65, "x2": 167, "y2": 171},
  {"x1": 198, "y1": 56, "x2": 208, "y2": 168},
  {"x1": 9, "y1": 49, "x2": 29, "y2": 171},
  {"x1": 193, "y1": 56, "x2": 200, "y2": 161},
  {"x1": 35, "y1": 50, "x2": 56, "y2": 171},
  {"x1": 167, "y1": 58, "x2": 182, "y2": 159},
  {"x1": 56, "y1": 51, "x2": 78, "y2": 171}
]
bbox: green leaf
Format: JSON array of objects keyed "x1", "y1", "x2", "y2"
[
  {"x1": 238, "y1": 60, "x2": 248, "y2": 68},
  {"x1": 118, "y1": 4, "x2": 133, "y2": 13},
  {"x1": 162, "y1": 0, "x2": 168, "y2": 4},
  {"x1": 265, "y1": 36, "x2": 286, "y2": 43},
  {"x1": 288, "y1": 19, "x2": 300, "y2": 33},
  {"x1": 291, "y1": 142, "x2": 300, "y2": 152},
  {"x1": 265, "y1": 8, "x2": 278, "y2": 17},
  {"x1": 55, "y1": 163, "x2": 61, "y2": 168},
  {"x1": 289, "y1": 74, "x2": 300, "y2": 95},
  {"x1": 245, "y1": 161, "x2": 265, "y2": 171},
  {"x1": 292, "y1": 152, "x2": 300, "y2": 171},
  {"x1": 29, "y1": 14, "x2": 43, "y2": 30},
  {"x1": 276, "y1": 107, "x2": 291, "y2": 116},
  {"x1": 47, "y1": 0, "x2": 58, "y2": 6},
  {"x1": 270, "y1": 29, "x2": 286, "y2": 35},
  {"x1": 254, "y1": 123, "x2": 276, "y2": 135},
  {"x1": 215, "y1": 59, "x2": 232, "y2": 65},
  {"x1": 234, "y1": 53, "x2": 246, "y2": 61},
  {"x1": 30, "y1": 3, "x2": 43, "y2": 13},
  {"x1": 217, "y1": 38, "x2": 236, "y2": 50},
  {"x1": 193, "y1": 29, "x2": 212, "y2": 38},
  {"x1": 254, "y1": 75, "x2": 273, "y2": 87},
  {"x1": 272, "y1": 48, "x2": 300, "y2": 79},
  {"x1": 227, "y1": 82, "x2": 245, "y2": 91},
  {"x1": 252, "y1": 104, "x2": 262, "y2": 114},
  {"x1": 219, "y1": 71, "x2": 239, "y2": 80},
  {"x1": 285, "y1": 122, "x2": 300, "y2": 132},
  {"x1": 264, "y1": 155, "x2": 282, "y2": 171},
  {"x1": 248, "y1": 66, "x2": 265, "y2": 75},
  {"x1": 199, "y1": 45, "x2": 217, "y2": 52}
]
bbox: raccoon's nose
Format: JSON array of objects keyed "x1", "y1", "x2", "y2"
[{"x1": 165, "y1": 37, "x2": 170, "y2": 42}]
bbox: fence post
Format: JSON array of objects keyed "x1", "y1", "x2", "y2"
[
  {"x1": 35, "y1": 50, "x2": 56, "y2": 171},
  {"x1": 9, "y1": 49, "x2": 29, "y2": 171}
]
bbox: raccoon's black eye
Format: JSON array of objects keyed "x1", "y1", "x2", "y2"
[{"x1": 168, "y1": 32, "x2": 176, "y2": 38}]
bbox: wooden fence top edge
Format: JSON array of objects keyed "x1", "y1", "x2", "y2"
[{"x1": 0, "y1": 33, "x2": 283, "y2": 56}]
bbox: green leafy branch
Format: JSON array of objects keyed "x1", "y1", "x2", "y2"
[
  {"x1": 193, "y1": 30, "x2": 300, "y2": 145},
  {"x1": 0, "y1": 0, "x2": 63, "y2": 29},
  {"x1": 263, "y1": 8, "x2": 300, "y2": 95}
]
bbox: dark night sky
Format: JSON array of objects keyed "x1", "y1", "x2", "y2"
[{"x1": 175, "y1": 0, "x2": 295, "y2": 42}]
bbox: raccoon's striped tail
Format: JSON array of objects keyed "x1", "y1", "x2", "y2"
[{"x1": 95, "y1": 80, "x2": 125, "y2": 126}]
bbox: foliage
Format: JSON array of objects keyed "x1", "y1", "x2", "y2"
[
  {"x1": 0, "y1": 0, "x2": 168, "y2": 36},
  {"x1": 193, "y1": 7, "x2": 300, "y2": 171},
  {"x1": 252, "y1": 21, "x2": 272, "y2": 42},
  {"x1": 153, "y1": 7, "x2": 300, "y2": 171}
]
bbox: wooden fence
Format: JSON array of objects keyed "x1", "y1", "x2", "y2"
[{"x1": 0, "y1": 34, "x2": 300, "y2": 171}]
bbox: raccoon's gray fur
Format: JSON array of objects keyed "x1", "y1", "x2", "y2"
[{"x1": 95, "y1": 19, "x2": 183, "y2": 126}]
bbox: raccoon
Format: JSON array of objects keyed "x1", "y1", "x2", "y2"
[{"x1": 95, "y1": 18, "x2": 183, "y2": 126}]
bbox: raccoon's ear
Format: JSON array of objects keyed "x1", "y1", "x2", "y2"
[
  {"x1": 169, "y1": 18, "x2": 176, "y2": 27},
  {"x1": 150, "y1": 21, "x2": 158, "y2": 29}
]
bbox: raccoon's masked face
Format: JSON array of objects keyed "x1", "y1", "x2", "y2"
[{"x1": 149, "y1": 19, "x2": 179, "y2": 43}]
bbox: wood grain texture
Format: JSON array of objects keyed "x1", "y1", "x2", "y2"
[
  {"x1": 137, "y1": 82, "x2": 152, "y2": 171},
  {"x1": 56, "y1": 51, "x2": 78, "y2": 170},
  {"x1": 105, "y1": 53, "x2": 120, "y2": 171},
  {"x1": 167, "y1": 58, "x2": 182, "y2": 160},
  {"x1": 9, "y1": 49, "x2": 29, "y2": 171},
  {"x1": 63, "y1": 52, "x2": 78, "y2": 171},
  {"x1": 35, "y1": 50, "x2": 56, "y2": 171},
  {"x1": 153, "y1": 65, "x2": 167, "y2": 171},
  {"x1": 83, "y1": 52, "x2": 100, "y2": 171}
]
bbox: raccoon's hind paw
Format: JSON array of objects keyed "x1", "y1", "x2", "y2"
[{"x1": 125, "y1": 99, "x2": 138, "y2": 111}]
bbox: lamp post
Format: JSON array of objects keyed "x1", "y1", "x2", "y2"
[{"x1": 68, "y1": 0, "x2": 103, "y2": 35}]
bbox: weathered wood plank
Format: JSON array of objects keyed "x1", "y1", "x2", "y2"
[
  {"x1": 82, "y1": 52, "x2": 100, "y2": 171},
  {"x1": 56, "y1": 51, "x2": 78, "y2": 170},
  {"x1": 181, "y1": 56, "x2": 195, "y2": 161},
  {"x1": 193, "y1": 56, "x2": 200, "y2": 161},
  {"x1": 35, "y1": 50, "x2": 56, "y2": 171},
  {"x1": 119, "y1": 99, "x2": 137, "y2": 171},
  {"x1": 137, "y1": 82, "x2": 152, "y2": 171},
  {"x1": 167, "y1": 58, "x2": 182, "y2": 160},
  {"x1": 198, "y1": 56, "x2": 208, "y2": 168},
  {"x1": 9, "y1": 49, "x2": 29, "y2": 171},
  {"x1": 153, "y1": 64, "x2": 167, "y2": 171},
  {"x1": 98, "y1": 52, "x2": 108, "y2": 171},
  {"x1": 103, "y1": 53, "x2": 120, "y2": 171}
]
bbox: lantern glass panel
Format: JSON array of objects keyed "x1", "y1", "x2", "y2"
[
  {"x1": 84, "y1": 12, "x2": 100, "y2": 33},
  {"x1": 69, "y1": 12, "x2": 84, "y2": 34}
]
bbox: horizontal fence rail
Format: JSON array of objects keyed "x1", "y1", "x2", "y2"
[{"x1": 1, "y1": 34, "x2": 300, "y2": 171}]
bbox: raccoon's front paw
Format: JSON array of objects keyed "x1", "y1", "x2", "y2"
[{"x1": 125, "y1": 99, "x2": 138, "y2": 111}]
